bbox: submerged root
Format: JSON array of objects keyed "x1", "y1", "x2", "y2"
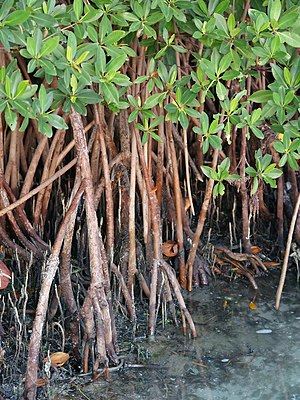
[{"x1": 211, "y1": 244, "x2": 271, "y2": 290}]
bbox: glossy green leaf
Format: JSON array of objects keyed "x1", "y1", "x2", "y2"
[
  {"x1": 74, "y1": 0, "x2": 83, "y2": 20},
  {"x1": 40, "y1": 37, "x2": 59, "y2": 57},
  {"x1": 248, "y1": 90, "x2": 273, "y2": 103},
  {"x1": 4, "y1": 10, "x2": 29, "y2": 26}
]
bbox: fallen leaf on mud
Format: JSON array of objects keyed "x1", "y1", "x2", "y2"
[
  {"x1": 45, "y1": 352, "x2": 70, "y2": 367},
  {"x1": 37, "y1": 378, "x2": 48, "y2": 387},
  {"x1": 0, "y1": 261, "x2": 11, "y2": 290},
  {"x1": 249, "y1": 301, "x2": 257, "y2": 310},
  {"x1": 263, "y1": 261, "x2": 281, "y2": 267},
  {"x1": 223, "y1": 299, "x2": 228, "y2": 310},
  {"x1": 162, "y1": 240, "x2": 178, "y2": 257},
  {"x1": 251, "y1": 246, "x2": 262, "y2": 254}
]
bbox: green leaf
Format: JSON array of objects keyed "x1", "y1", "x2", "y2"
[
  {"x1": 104, "y1": 30, "x2": 126, "y2": 45},
  {"x1": 227, "y1": 13, "x2": 235, "y2": 33},
  {"x1": 251, "y1": 177, "x2": 259, "y2": 195},
  {"x1": 75, "y1": 51, "x2": 89, "y2": 65},
  {"x1": 141, "y1": 131, "x2": 149, "y2": 145},
  {"x1": 128, "y1": 109, "x2": 138, "y2": 123},
  {"x1": 269, "y1": 0, "x2": 281, "y2": 22},
  {"x1": 278, "y1": 11, "x2": 298, "y2": 29},
  {"x1": 264, "y1": 168, "x2": 282, "y2": 179},
  {"x1": 283, "y1": 67, "x2": 291, "y2": 86},
  {"x1": 5, "y1": 106, "x2": 17, "y2": 130},
  {"x1": 248, "y1": 90, "x2": 273, "y2": 103},
  {"x1": 214, "y1": 0, "x2": 230, "y2": 14},
  {"x1": 47, "y1": 114, "x2": 68, "y2": 130},
  {"x1": 278, "y1": 32, "x2": 300, "y2": 48},
  {"x1": 261, "y1": 154, "x2": 273, "y2": 171},
  {"x1": 74, "y1": 0, "x2": 83, "y2": 20},
  {"x1": 251, "y1": 108, "x2": 262, "y2": 124},
  {"x1": 4, "y1": 75, "x2": 11, "y2": 97},
  {"x1": 150, "y1": 116, "x2": 164, "y2": 128},
  {"x1": 14, "y1": 99, "x2": 33, "y2": 118},
  {"x1": 197, "y1": 0, "x2": 208, "y2": 15},
  {"x1": 40, "y1": 36, "x2": 59, "y2": 57},
  {"x1": 284, "y1": 90, "x2": 294, "y2": 105},
  {"x1": 27, "y1": 59, "x2": 37, "y2": 74},
  {"x1": 179, "y1": 112, "x2": 189, "y2": 129},
  {"x1": 127, "y1": 94, "x2": 139, "y2": 108},
  {"x1": 15, "y1": 80, "x2": 28, "y2": 98},
  {"x1": 219, "y1": 157, "x2": 230, "y2": 171},
  {"x1": 216, "y1": 81, "x2": 227, "y2": 101},
  {"x1": 201, "y1": 165, "x2": 213, "y2": 179},
  {"x1": 39, "y1": 84, "x2": 47, "y2": 112},
  {"x1": 38, "y1": 119, "x2": 53, "y2": 137},
  {"x1": 287, "y1": 154, "x2": 299, "y2": 171},
  {"x1": 77, "y1": 89, "x2": 102, "y2": 104},
  {"x1": 31, "y1": 13, "x2": 57, "y2": 28},
  {"x1": 214, "y1": 13, "x2": 229, "y2": 35},
  {"x1": 251, "y1": 126, "x2": 264, "y2": 139},
  {"x1": 0, "y1": 0, "x2": 13, "y2": 21},
  {"x1": 106, "y1": 54, "x2": 127, "y2": 74},
  {"x1": 209, "y1": 135, "x2": 222, "y2": 149},
  {"x1": 279, "y1": 153, "x2": 287, "y2": 167},
  {"x1": 134, "y1": 76, "x2": 148, "y2": 84},
  {"x1": 144, "y1": 93, "x2": 164, "y2": 109},
  {"x1": 202, "y1": 138, "x2": 209, "y2": 154},
  {"x1": 273, "y1": 141, "x2": 285, "y2": 153},
  {"x1": 4, "y1": 10, "x2": 29, "y2": 26},
  {"x1": 245, "y1": 167, "x2": 257, "y2": 177},
  {"x1": 150, "y1": 130, "x2": 162, "y2": 143},
  {"x1": 19, "y1": 117, "x2": 29, "y2": 132},
  {"x1": 101, "y1": 82, "x2": 119, "y2": 104},
  {"x1": 66, "y1": 31, "x2": 77, "y2": 61},
  {"x1": 209, "y1": 119, "x2": 224, "y2": 134},
  {"x1": 218, "y1": 52, "x2": 232, "y2": 75},
  {"x1": 185, "y1": 108, "x2": 201, "y2": 118}
]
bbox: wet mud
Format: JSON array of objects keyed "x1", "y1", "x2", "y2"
[{"x1": 47, "y1": 270, "x2": 300, "y2": 400}]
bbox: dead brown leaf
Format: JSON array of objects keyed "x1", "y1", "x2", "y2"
[
  {"x1": 0, "y1": 261, "x2": 11, "y2": 290},
  {"x1": 46, "y1": 352, "x2": 70, "y2": 367},
  {"x1": 162, "y1": 240, "x2": 178, "y2": 257},
  {"x1": 251, "y1": 246, "x2": 262, "y2": 254},
  {"x1": 263, "y1": 261, "x2": 281, "y2": 267},
  {"x1": 249, "y1": 301, "x2": 257, "y2": 310},
  {"x1": 37, "y1": 378, "x2": 48, "y2": 387}
]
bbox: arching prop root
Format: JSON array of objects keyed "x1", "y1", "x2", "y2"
[{"x1": 24, "y1": 183, "x2": 84, "y2": 400}]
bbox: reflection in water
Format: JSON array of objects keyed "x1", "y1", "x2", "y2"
[{"x1": 62, "y1": 271, "x2": 300, "y2": 400}]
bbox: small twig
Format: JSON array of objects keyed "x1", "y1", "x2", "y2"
[{"x1": 275, "y1": 193, "x2": 300, "y2": 309}]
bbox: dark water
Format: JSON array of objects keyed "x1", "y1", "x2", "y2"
[{"x1": 59, "y1": 270, "x2": 300, "y2": 400}]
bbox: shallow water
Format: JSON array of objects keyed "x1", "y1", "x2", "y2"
[{"x1": 61, "y1": 270, "x2": 300, "y2": 400}]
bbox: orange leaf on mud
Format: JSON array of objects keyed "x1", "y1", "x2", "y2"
[
  {"x1": 249, "y1": 301, "x2": 257, "y2": 310},
  {"x1": 0, "y1": 261, "x2": 11, "y2": 290},
  {"x1": 263, "y1": 261, "x2": 281, "y2": 267},
  {"x1": 251, "y1": 246, "x2": 262, "y2": 254},
  {"x1": 162, "y1": 240, "x2": 178, "y2": 257},
  {"x1": 46, "y1": 352, "x2": 70, "y2": 367},
  {"x1": 37, "y1": 378, "x2": 48, "y2": 387}
]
